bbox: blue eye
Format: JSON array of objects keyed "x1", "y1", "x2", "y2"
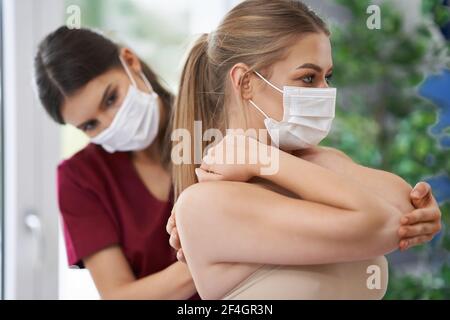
[
  {"x1": 302, "y1": 75, "x2": 314, "y2": 84},
  {"x1": 325, "y1": 74, "x2": 333, "y2": 84}
]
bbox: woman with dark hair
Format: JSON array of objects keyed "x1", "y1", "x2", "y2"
[{"x1": 34, "y1": 26, "x2": 199, "y2": 299}]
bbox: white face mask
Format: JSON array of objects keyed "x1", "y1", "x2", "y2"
[
  {"x1": 90, "y1": 56, "x2": 160, "y2": 153},
  {"x1": 249, "y1": 71, "x2": 336, "y2": 151}
]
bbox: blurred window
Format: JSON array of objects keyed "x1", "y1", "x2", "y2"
[{"x1": 0, "y1": 0, "x2": 4, "y2": 300}]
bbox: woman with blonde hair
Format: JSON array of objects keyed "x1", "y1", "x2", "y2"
[{"x1": 166, "y1": 0, "x2": 442, "y2": 299}]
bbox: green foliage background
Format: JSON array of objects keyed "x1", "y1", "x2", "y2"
[{"x1": 325, "y1": 0, "x2": 450, "y2": 299}]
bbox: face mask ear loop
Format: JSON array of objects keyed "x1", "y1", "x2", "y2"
[
  {"x1": 139, "y1": 71, "x2": 155, "y2": 94},
  {"x1": 249, "y1": 100, "x2": 270, "y2": 120},
  {"x1": 253, "y1": 71, "x2": 284, "y2": 94},
  {"x1": 119, "y1": 55, "x2": 138, "y2": 88}
]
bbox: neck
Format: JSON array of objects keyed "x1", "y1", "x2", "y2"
[
  {"x1": 133, "y1": 139, "x2": 161, "y2": 163},
  {"x1": 226, "y1": 99, "x2": 274, "y2": 147},
  {"x1": 227, "y1": 100, "x2": 248, "y2": 130}
]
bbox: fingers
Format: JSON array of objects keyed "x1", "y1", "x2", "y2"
[
  {"x1": 169, "y1": 224, "x2": 185, "y2": 263},
  {"x1": 400, "y1": 207, "x2": 440, "y2": 225},
  {"x1": 167, "y1": 209, "x2": 184, "y2": 262},
  {"x1": 177, "y1": 249, "x2": 186, "y2": 263},
  {"x1": 169, "y1": 227, "x2": 181, "y2": 251},
  {"x1": 399, "y1": 234, "x2": 434, "y2": 251},
  {"x1": 411, "y1": 182, "x2": 430, "y2": 199},
  {"x1": 166, "y1": 213, "x2": 176, "y2": 235},
  {"x1": 195, "y1": 168, "x2": 223, "y2": 182},
  {"x1": 398, "y1": 222, "x2": 439, "y2": 238},
  {"x1": 410, "y1": 182, "x2": 432, "y2": 208},
  {"x1": 200, "y1": 154, "x2": 214, "y2": 172}
]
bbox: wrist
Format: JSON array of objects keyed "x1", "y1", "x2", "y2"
[{"x1": 251, "y1": 142, "x2": 281, "y2": 178}]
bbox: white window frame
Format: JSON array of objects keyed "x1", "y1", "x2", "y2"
[
  {"x1": 3, "y1": 0, "x2": 63, "y2": 299},
  {"x1": 0, "y1": 0, "x2": 4, "y2": 300}
]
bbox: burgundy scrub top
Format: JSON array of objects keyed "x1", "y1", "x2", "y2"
[{"x1": 57, "y1": 143, "x2": 200, "y2": 300}]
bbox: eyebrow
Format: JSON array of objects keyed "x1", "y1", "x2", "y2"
[
  {"x1": 76, "y1": 84, "x2": 112, "y2": 130},
  {"x1": 297, "y1": 63, "x2": 333, "y2": 73}
]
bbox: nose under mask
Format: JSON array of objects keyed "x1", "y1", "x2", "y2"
[
  {"x1": 90, "y1": 56, "x2": 160, "y2": 153},
  {"x1": 249, "y1": 71, "x2": 336, "y2": 151}
]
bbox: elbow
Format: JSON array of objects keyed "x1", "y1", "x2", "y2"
[
  {"x1": 357, "y1": 204, "x2": 402, "y2": 257},
  {"x1": 352, "y1": 174, "x2": 415, "y2": 257},
  {"x1": 389, "y1": 175, "x2": 414, "y2": 214},
  {"x1": 174, "y1": 182, "x2": 208, "y2": 240},
  {"x1": 374, "y1": 211, "x2": 401, "y2": 256}
]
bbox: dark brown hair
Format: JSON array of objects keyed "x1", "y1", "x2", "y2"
[{"x1": 34, "y1": 26, "x2": 174, "y2": 164}]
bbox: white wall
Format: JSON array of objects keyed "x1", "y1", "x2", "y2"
[{"x1": 3, "y1": 0, "x2": 63, "y2": 299}]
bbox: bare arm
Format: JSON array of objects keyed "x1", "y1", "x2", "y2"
[
  {"x1": 84, "y1": 245, "x2": 196, "y2": 300},
  {"x1": 255, "y1": 148, "x2": 401, "y2": 215},
  {"x1": 175, "y1": 180, "x2": 400, "y2": 267},
  {"x1": 295, "y1": 147, "x2": 441, "y2": 249},
  {"x1": 295, "y1": 147, "x2": 414, "y2": 213},
  {"x1": 183, "y1": 138, "x2": 404, "y2": 263},
  {"x1": 171, "y1": 135, "x2": 440, "y2": 264}
]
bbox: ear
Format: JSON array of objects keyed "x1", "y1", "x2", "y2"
[
  {"x1": 119, "y1": 47, "x2": 143, "y2": 74},
  {"x1": 229, "y1": 63, "x2": 254, "y2": 100}
]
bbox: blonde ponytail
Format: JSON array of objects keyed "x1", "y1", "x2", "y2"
[
  {"x1": 172, "y1": 0, "x2": 330, "y2": 198},
  {"x1": 172, "y1": 34, "x2": 227, "y2": 198}
]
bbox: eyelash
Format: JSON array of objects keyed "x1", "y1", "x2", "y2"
[
  {"x1": 106, "y1": 90, "x2": 117, "y2": 107},
  {"x1": 82, "y1": 120, "x2": 98, "y2": 132},
  {"x1": 82, "y1": 90, "x2": 117, "y2": 132},
  {"x1": 299, "y1": 74, "x2": 333, "y2": 85}
]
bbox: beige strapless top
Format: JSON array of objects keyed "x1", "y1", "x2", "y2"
[{"x1": 222, "y1": 256, "x2": 388, "y2": 300}]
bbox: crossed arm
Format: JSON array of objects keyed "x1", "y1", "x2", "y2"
[
  {"x1": 295, "y1": 146, "x2": 440, "y2": 249},
  {"x1": 168, "y1": 135, "x2": 442, "y2": 264}
]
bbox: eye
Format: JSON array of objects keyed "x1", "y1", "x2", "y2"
[
  {"x1": 82, "y1": 120, "x2": 99, "y2": 132},
  {"x1": 105, "y1": 90, "x2": 117, "y2": 107},
  {"x1": 325, "y1": 73, "x2": 333, "y2": 84},
  {"x1": 301, "y1": 75, "x2": 315, "y2": 84}
]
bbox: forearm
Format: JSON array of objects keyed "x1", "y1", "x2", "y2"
[
  {"x1": 335, "y1": 165, "x2": 414, "y2": 213},
  {"x1": 277, "y1": 197, "x2": 401, "y2": 262},
  {"x1": 299, "y1": 148, "x2": 415, "y2": 214},
  {"x1": 256, "y1": 149, "x2": 402, "y2": 259},
  {"x1": 262, "y1": 149, "x2": 389, "y2": 214},
  {"x1": 100, "y1": 261, "x2": 196, "y2": 300},
  {"x1": 177, "y1": 181, "x2": 401, "y2": 267}
]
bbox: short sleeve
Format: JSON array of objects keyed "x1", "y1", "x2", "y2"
[{"x1": 57, "y1": 161, "x2": 120, "y2": 269}]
